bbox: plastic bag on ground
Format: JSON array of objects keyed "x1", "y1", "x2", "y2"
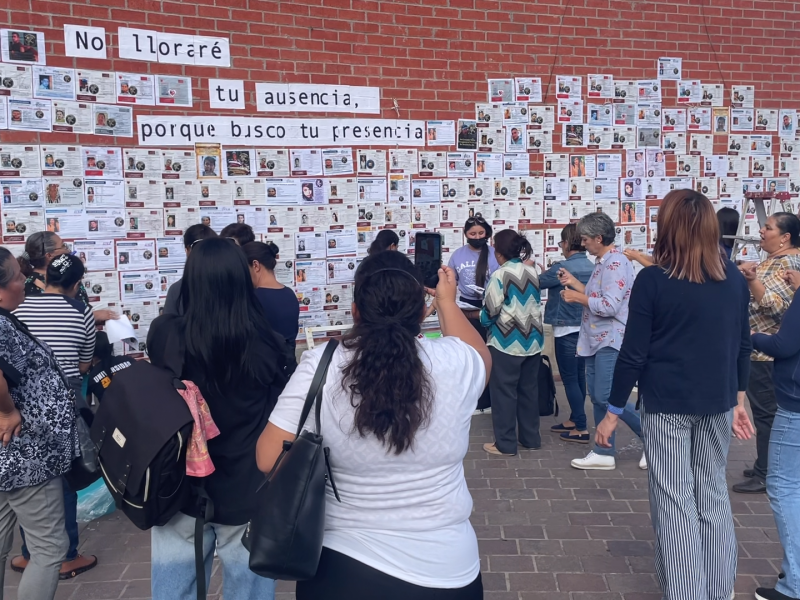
[{"x1": 76, "y1": 478, "x2": 116, "y2": 522}]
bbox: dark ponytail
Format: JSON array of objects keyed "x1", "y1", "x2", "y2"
[
  {"x1": 494, "y1": 229, "x2": 532, "y2": 262},
  {"x1": 367, "y1": 229, "x2": 399, "y2": 256},
  {"x1": 45, "y1": 254, "x2": 85, "y2": 291},
  {"x1": 464, "y1": 218, "x2": 493, "y2": 288},
  {"x1": 341, "y1": 251, "x2": 432, "y2": 454},
  {"x1": 18, "y1": 231, "x2": 60, "y2": 277},
  {"x1": 243, "y1": 241, "x2": 279, "y2": 270}
]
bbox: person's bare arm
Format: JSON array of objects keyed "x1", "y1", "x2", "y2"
[{"x1": 0, "y1": 375, "x2": 21, "y2": 447}]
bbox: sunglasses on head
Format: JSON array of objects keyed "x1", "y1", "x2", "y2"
[{"x1": 190, "y1": 237, "x2": 239, "y2": 248}]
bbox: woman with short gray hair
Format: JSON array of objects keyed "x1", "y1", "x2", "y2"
[{"x1": 557, "y1": 212, "x2": 643, "y2": 470}]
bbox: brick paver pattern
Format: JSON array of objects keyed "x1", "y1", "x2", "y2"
[{"x1": 2, "y1": 388, "x2": 782, "y2": 600}]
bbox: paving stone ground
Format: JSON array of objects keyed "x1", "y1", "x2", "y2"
[{"x1": 2, "y1": 385, "x2": 782, "y2": 600}]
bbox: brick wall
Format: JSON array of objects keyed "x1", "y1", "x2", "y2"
[{"x1": 2, "y1": 0, "x2": 799, "y2": 148}]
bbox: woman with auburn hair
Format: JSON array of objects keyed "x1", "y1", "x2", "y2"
[{"x1": 597, "y1": 189, "x2": 754, "y2": 600}]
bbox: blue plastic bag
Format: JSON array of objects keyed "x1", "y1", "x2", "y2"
[{"x1": 76, "y1": 478, "x2": 116, "y2": 522}]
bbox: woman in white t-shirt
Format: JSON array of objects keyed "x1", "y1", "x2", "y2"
[{"x1": 257, "y1": 250, "x2": 491, "y2": 600}]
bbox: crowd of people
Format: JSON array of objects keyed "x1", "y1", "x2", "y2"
[{"x1": 0, "y1": 192, "x2": 798, "y2": 600}]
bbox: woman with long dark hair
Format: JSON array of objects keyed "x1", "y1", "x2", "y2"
[
  {"x1": 480, "y1": 230, "x2": 544, "y2": 455},
  {"x1": 147, "y1": 237, "x2": 288, "y2": 600},
  {"x1": 717, "y1": 206, "x2": 740, "y2": 259},
  {"x1": 242, "y1": 241, "x2": 299, "y2": 349},
  {"x1": 448, "y1": 216, "x2": 497, "y2": 413},
  {"x1": 162, "y1": 224, "x2": 217, "y2": 316},
  {"x1": 367, "y1": 229, "x2": 399, "y2": 255},
  {"x1": 597, "y1": 189, "x2": 754, "y2": 600},
  {"x1": 257, "y1": 251, "x2": 491, "y2": 600}
]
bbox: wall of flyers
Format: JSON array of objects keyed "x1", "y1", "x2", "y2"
[{"x1": 2, "y1": 25, "x2": 800, "y2": 355}]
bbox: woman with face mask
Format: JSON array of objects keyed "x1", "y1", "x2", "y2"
[{"x1": 447, "y1": 217, "x2": 498, "y2": 414}]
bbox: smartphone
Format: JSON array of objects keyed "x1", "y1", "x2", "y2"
[{"x1": 414, "y1": 232, "x2": 442, "y2": 288}]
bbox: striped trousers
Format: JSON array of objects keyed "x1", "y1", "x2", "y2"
[{"x1": 641, "y1": 407, "x2": 736, "y2": 600}]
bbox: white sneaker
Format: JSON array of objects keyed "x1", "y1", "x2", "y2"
[
  {"x1": 639, "y1": 453, "x2": 647, "y2": 470},
  {"x1": 571, "y1": 451, "x2": 616, "y2": 470},
  {"x1": 472, "y1": 407, "x2": 492, "y2": 416}
]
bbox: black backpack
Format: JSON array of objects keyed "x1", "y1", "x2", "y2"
[
  {"x1": 90, "y1": 359, "x2": 194, "y2": 531},
  {"x1": 538, "y1": 355, "x2": 559, "y2": 417}
]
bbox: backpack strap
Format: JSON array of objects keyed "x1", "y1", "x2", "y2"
[
  {"x1": 194, "y1": 481, "x2": 214, "y2": 600},
  {"x1": 295, "y1": 339, "x2": 339, "y2": 439}
]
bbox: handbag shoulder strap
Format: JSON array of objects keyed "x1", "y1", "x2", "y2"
[{"x1": 295, "y1": 339, "x2": 339, "y2": 439}]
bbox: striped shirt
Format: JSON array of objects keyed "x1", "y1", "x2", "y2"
[
  {"x1": 480, "y1": 258, "x2": 543, "y2": 356},
  {"x1": 13, "y1": 294, "x2": 96, "y2": 379}
]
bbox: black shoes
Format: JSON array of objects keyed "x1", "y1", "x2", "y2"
[
  {"x1": 755, "y1": 587, "x2": 798, "y2": 600},
  {"x1": 732, "y1": 477, "x2": 767, "y2": 494},
  {"x1": 744, "y1": 467, "x2": 755, "y2": 478}
]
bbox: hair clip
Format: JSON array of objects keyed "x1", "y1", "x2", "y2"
[{"x1": 51, "y1": 254, "x2": 71, "y2": 274}]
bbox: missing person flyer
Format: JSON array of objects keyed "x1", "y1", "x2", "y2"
[
  {"x1": 156, "y1": 75, "x2": 193, "y2": 107},
  {"x1": 43, "y1": 177, "x2": 84, "y2": 206},
  {"x1": 196, "y1": 143, "x2": 222, "y2": 179},
  {"x1": 2, "y1": 208, "x2": 45, "y2": 243},
  {"x1": 93, "y1": 104, "x2": 133, "y2": 137},
  {"x1": 116, "y1": 239, "x2": 157, "y2": 272},
  {"x1": 51, "y1": 101, "x2": 92, "y2": 134},
  {"x1": 32, "y1": 66, "x2": 75, "y2": 101},
  {"x1": 120, "y1": 270, "x2": 160, "y2": 302},
  {"x1": 85, "y1": 208, "x2": 127, "y2": 238},
  {"x1": 83, "y1": 147, "x2": 123, "y2": 179},
  {"x1": 0, "y1": 64, "x2": 32, "y2": 97},
  {"x1": 8, "y1": 97, "x2": 51, "y2": 132},
  {"x1": 76, "y1": 70, "x2": 116, "y2": 103},
  {"x1": 73, "y1": 239, "x2": 116, "y2": 272}
]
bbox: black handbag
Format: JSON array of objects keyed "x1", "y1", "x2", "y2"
[{"x1": 243, "y1": 339, "x2": 341, "y2": 581}]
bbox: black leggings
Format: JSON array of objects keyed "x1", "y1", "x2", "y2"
[{"x1": 296, "y1": 548, "x2": 484, "y2": 600}]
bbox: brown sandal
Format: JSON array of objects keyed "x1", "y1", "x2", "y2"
[
  {"x1": 10, "y1": 555, "x2": 28, "y2": 573},
  {"x1": 59, "y1": 554, "x2": 98, "y2": 580}
]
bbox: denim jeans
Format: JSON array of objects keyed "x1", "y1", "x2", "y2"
[
  {"x1": 767, "y1": 407, "x2": 800, "y2": 599},
  {"x1": 586, "y1": 347, "x2": 642, "y2": 456},
  {"x1": 20, "y1": 476, "x2": 78, "y2": 561},
  {"x1": 151, "y1": 512, "x2": 275, "y2": 600},
  {"x1": 554, "y1": 333, "x2": 587, "y2": 431}
]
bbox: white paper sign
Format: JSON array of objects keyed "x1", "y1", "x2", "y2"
[
  {"x1": 208, "y1": 78, "x2": 244, "y2": 110},
  {"x1": 137, "y1": 116, "x2": 425, "y2": 147},
  {"x1": 64, "y1": 25, "x2": 107, "y2": 59},
  {"x1": 255, "y1": 83, "x2": 380, "y2": 114},
  {"x1": 118, "y1": 27, "x2": 230, "y2": 67}
]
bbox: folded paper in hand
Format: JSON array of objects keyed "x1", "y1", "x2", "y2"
[{"x1": 104, "y1": 316, "x2": 138, "y2": 345}]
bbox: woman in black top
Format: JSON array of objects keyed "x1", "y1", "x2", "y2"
[
  {"x1": 243, "y1": 241, "x2": 300, "y2": 350},
  {"x1": 597, "y1": 190, "x2": 754, "y2": 600},
  {"x1": 146, "y1": 238, "x2": 287, "y2": 600},
  {"x1": 367, "y1": 229, "x2": 399, "y2": 255}
]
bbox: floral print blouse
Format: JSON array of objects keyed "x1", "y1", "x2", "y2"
[
  {"x1": 0, "y1": 310, "x2": 79, "y2": 491},
  {"x1": 576, "y1": 249, "x2": 635, "y2": 357}
]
